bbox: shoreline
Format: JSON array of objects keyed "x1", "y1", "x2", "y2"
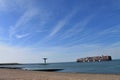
[
  {"x1": 1, "y1": 67, "x2": 120, "y2": 75},
  {"x1": 0, "y1": 69, "x2": 120, "y2": 80}
]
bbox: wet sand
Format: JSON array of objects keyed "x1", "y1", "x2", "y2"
[{"x1": 0, "y1": 69, "x2": 120, "y2": 80}]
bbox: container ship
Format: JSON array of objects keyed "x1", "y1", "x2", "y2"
[{"x1": 77, "y1": 55, "x2": 112, "y2": 62}]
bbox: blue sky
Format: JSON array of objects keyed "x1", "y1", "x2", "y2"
[{"x1": 0, "y1": 0, "x2": 120, "y2": 63}]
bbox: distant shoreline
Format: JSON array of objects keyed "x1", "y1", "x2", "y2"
[{"x1": 0, "y1": 63, "x2": 21, "y2": 65}]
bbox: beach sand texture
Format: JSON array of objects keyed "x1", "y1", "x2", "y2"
[{"x1": 0, "y1": 69, "x2": 120, "y2": 80}]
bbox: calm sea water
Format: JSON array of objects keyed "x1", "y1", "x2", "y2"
[{"x1": 1, "y1": 59, "x2": 120, "y2": 74}]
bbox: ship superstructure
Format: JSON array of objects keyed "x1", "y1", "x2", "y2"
[{"x1": 77, "y1": 55, "x2": 112, "y2": 62}]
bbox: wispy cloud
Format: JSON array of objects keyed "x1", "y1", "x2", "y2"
[
  {"x1": 0, "y1": 0, "x2": 29, "y2": 12},
  {"x1": 0, "y1": 0, "x2": 40, "y2": 45},
  {"x1": 15, "y1": 33, "x2": 30, "y2": 39},
  {"x1": 47, "y1": 9, "x2": 78, "y2": 38},
  {"x1": 0, "y1": 0, "x2": 40, "y2": 42},
  {"x1": 59, "y1": 15, "x2": 94, "y2": 40},
  {"x1": 9, "y1": 8, "x2": 39, "y2": 39},
  {"x1": 99, "y1": 24, "x2": 120, "y2": 35},
  {"x1": 7, "y1": 1, "x2": 52, "y2": 45},
  {"x1": 0, "y1": 0, "x2": 6, "y2": 10}
]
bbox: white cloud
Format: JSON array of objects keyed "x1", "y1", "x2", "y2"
[
  {"x1": 0, "y1": 0, "x2": 6, "y2": 9},
  {"x1": 99, "y1": 24, "x2": 120, "y2": 35},
  {"x1": 15, "y1": 33, "x2": 30, "y2": 39},
  {"x1": 7, "y1": 1, "x2": 51, "y2": 44},
  {"x1": 9, "y1": 8, "x2": 39, "y2": 39},
  {"x1": 0, "y1": 0, "x2": 14, "y2": 11},
  {"x1": 0, "y1": 0, "x2": 41, "y2": 44},
  {"x1": 47, "y1": 9, "x2": 78, "y2": 38},
  {"x1": 59, "y1": 15, "x2": 94, "y2": 40},
  {"x1": 0, "y1": 0, "x2": 28, "y2": 12}
]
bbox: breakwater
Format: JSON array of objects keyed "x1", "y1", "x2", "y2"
[{"x1": 77, "y1": 55, "x2": 112, "y2": 62}]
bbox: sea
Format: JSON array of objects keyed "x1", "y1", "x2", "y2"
[{"x1": 0, "y1": 59, "x2": 120, "y2": 74}]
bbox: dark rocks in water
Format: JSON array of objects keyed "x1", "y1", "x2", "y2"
[
  {"x1": 29, "y1": 69, "x2": 64, "y2": 72},
  {"x1": 0, "y1": 67, "x2": 22, "y2": 69}
]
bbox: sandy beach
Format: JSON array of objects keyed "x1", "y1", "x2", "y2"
[{"x1": 0, "y1": 69, "x2": 120, "y2": 80}]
